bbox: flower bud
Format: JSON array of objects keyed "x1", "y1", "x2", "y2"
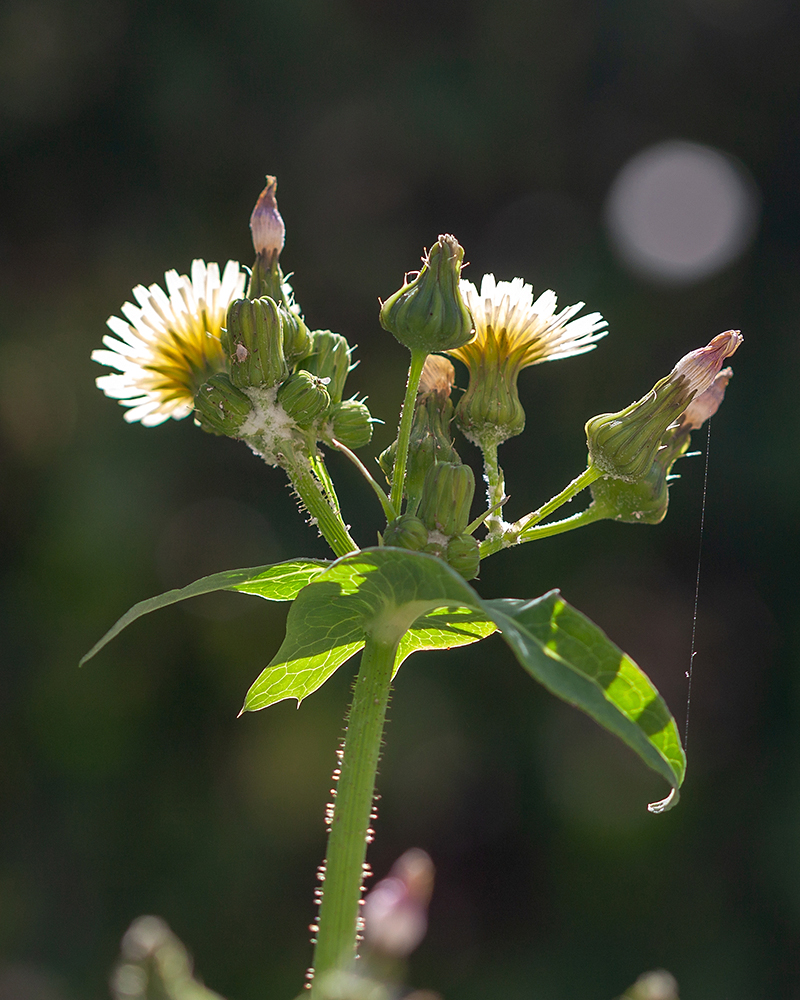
[
  {"x1": 193, "y1": 373, "x2": 253, "y2": 437},
  {"x1": 454, "y1": 365, "x2": 525, "y2": 446},
  {"x1": 326, "y1": 399, "x2": 373, "y2": 449},
  {"x1": 300, "y1": 330, "x2": 351, "y2": 404},
  {"x1": 590, "y1": 462, "x2": 670, "y2": 524},
  {"x1": 446, "y1": 533, "x2": 480, "y2": 580},
  {"x1": 379, "y1": 235, "x2": 474, "y2": 353},
  {"x1": 250, "y1": 176, "x2": 285, "y2": 260},
  {"x1": 247, "y1": 178, "x2": 291, "y2": 303},
  {"x1": 276, "y1": 371, "x2": 331, "y2": 426},
  {"x1": 590, "y1": 367, "x2": 735, "y2": 524},
  {"x1": 279, "y1": 307, "x2": 312, "y2": 369},
  {"x1": 417, "y1": 462, "x2": 475, "y2": 537},
  {"x1": 363, "y1": 849, "x2": 434, "y2": 959},
  {"x1": 383, "y1": 514, "x2": 429, "y2": 551},
  {"x1": 222, "y1": 297, "x2": 288, "y2": 389},
  {"x1": 586, "y1": 331, "x2": 741, "y2": 482}
]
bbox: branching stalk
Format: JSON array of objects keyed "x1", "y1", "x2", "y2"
[
  {"x1": 329, "y1": 437, "x2": 398, "y2": 523},
  {"x1": 280, "y1": 447, "x2": 359, "y2": 557},
  {"x1": 479, "y1": 464, "x2": 602, "y2": 557},
  {"x1": 389, "y1": 349, "x2": 428, "y2": 513}
]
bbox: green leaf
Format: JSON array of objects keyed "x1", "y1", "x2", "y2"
[
  {"x1": 243, "y1": 548, "x2": 482, "y2": 711},
  {"x1": 484, "y1": 592, "x2": 686, "y2": 809},
  {"x1": 80, "y1": 559, "x2": 330, "y2": 666},
  {"x1": 394, "y1": 607, "x2": 497, "y2": 675},
  {"x1": 243, "y1": 548, "x2": 684, "y2": 810}
]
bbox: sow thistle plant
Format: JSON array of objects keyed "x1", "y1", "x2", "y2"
[{"x1": 86, "y1": 176, "x2": 742, "y2": 1000}]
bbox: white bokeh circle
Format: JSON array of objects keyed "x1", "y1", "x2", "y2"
[{"x1": 605, "y1": 140, "x2": 760, "y2": 285}]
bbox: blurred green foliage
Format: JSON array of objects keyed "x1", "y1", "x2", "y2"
[{"x1": 0, "y1": 0, "x2": 797, "y2": 997}]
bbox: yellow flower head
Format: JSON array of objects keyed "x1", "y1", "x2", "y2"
[
  {"x1": 92, "y1": 260, "x2": 246, "y2": 426},
  {"x1": 448, "y1": 274, "x2": 607, "y2": 374},
  {"x1": 446, "y1": 274, "x2": 607, "y2": 447}
]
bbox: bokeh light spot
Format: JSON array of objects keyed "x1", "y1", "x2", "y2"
[{"x1": 605, "y1": 140, "x2": 760, "y2": 285}]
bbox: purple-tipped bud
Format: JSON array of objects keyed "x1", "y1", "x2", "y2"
[
  {"x1": 678, "y1": 367, "x2": 732, "y2": 431},
  {"x1": 250, "y1": 176, "x2": 285, "y2": 260},
  {"x1": 586, "y1": 331, "x2": 741, "y2": 482},
  {"x1": 363, "y1": 849, "x2": 434, "y2": 958}
]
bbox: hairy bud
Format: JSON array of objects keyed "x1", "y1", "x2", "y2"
[
  {"x1": 445, "y1": 533, "x2": 480, "y2": 580},
  {"x1": 300, "y1": 330, "x2": 351, "y2": 405},
  {"x1": 590, "y1": 366, "x2": 735, "y2": 524},
  {"x1": 379, "y1": 235, "x2": 474, "y2": 353},
  {"x1": 417, "y1": 462, "x2": 475, "y2": 537},
  {"x1": 586, "y1": 331, "x2": 741, "y2": 482},
  {"x1": 223, "y1": 297, "x2": 288, "y2": 389},
  {"x1": 193, "y1": 373, "x2": 253, "y2": 436},
  {"x1": 276, "y1": 371, "x2": 331, "y2": 426},
  {"x1": 326, "y1": 399, "x2": 373, "y2": 449},
  {"x1": 383, "y1": 514, "x2": 429, "y2": 551}
]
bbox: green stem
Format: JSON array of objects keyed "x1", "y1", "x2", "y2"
[
  {"x1": 516, "y1": 464, "x2": 601, "y2": 533},
  {"x1": 481, "y1": 440, "x2": 507, "y2": 537},
  {"x1": 479, "y1": 464, "x2": 602, "y2": 558},
  {"x1": 310, "y1": 451, "x2": 343, "y2": 517},
  {"x1": 519, "y1": 504, "x2": 605, "y2": 541},
  {"x1": 389, "y1": 349, "x2": 428, "y2": 513},
  {"x1": 329, "y1": 437, "x2": 398, "y2": 523},
  {"x1": 281, "y1": 448, "x2": 359, "y2": 558},
  {"x1": 311, "y1": 633, "x2": 398, "y2": 993}
]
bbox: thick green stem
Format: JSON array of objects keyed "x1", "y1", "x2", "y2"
[
  {"x1": 389, "y1": 349, "x2": 428, "y2": 513},
  {"x1": 311, "y1": 633, "x2": 398, "y2": 993},
  {"x1": 281, "y1": 449, "x2": 359, "y2": 558}
]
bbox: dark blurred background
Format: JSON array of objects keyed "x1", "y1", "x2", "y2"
[{"x1": 1, "y1": 0, "x2": 797, "y2": 997}]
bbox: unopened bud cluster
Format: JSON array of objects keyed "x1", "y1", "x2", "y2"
[
  {"x1": 192, "y1": 183, "x2": 373, "y2": 461},
  {"x1": 380, "y1": 357, "x2": 479, "y2": 579}
]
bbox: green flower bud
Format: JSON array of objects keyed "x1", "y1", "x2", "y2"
[
  {"x1": 586, "y1": 331, "x2": 742, "y2": 482},
  {"x1": 277, "y1": 371, "x2": 331, "y2": 426},
  {"x1": 222, "y1": 297, "x2": 288, "y2": 389},
  {"x1": 590, "y1": 366, "x2": 735, "y2": 525},
  {"x1": 193, "y1": 373, "x2": 253, "y2": 437},
  {"x1": 383, "y1": 514, "x2": 428, "y2": 551},
  {"x1": 454, "y1": 368, "x2": 525, "y2": 447},
  {"x1": 445, "y1": 533, "x2": 480, "y2": 580},
  {"x1": 280, "y1": 307, "x2": 312, "y2": 369},
  {"x1": 417, "y1": 462, "x2": 475, "y2": 537},
  {"x1": 326, "y1": 399, "x2": 373, "y2": 449},
  {"x1": 300, "y1": 330, "x2": 351, "y2": 404},
  {"x1": 380, "y1": 235, "x2": 474, "y2": 353},
  {"x1": 590, "y1": 462, "x2": 670, "y2": 524}
]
